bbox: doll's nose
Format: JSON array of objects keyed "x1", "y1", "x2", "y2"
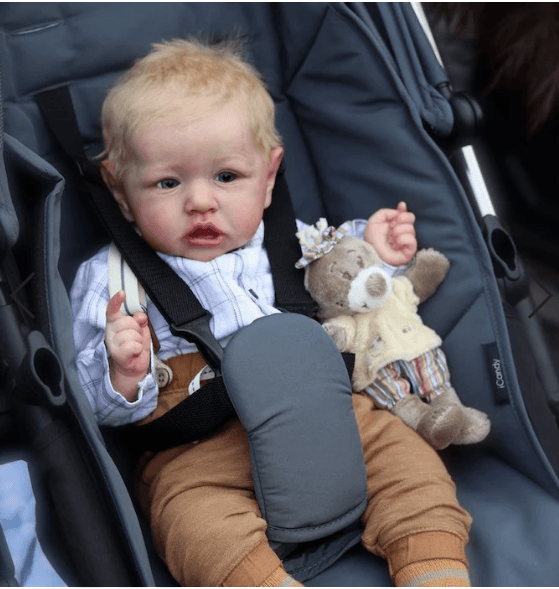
[{"x1": 185, "y1": 182, "x2": 217, "y2": 214}]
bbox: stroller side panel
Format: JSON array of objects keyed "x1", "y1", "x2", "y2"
[
  {"x1": 1, "y1": 132, "x2": 155, "y2": 586},
  {"x1": 2, "y1": 2, "x2": 559, "y2": 586},
  {"x1": 281, "y1": 3, "x2": 559, "y2": 492}
]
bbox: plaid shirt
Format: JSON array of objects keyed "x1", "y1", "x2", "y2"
[{"x1": 71, "y1": 219, "x2": 373, "y2": 425}]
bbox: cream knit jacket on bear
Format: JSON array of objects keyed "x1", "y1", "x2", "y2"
[{"x1": 324, "y1": 275, "x2": 442, "y2": 392}]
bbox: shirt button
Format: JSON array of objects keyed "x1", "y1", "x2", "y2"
[{"x1": 156, "y1": 363, "x2": 173, "y2": 388}]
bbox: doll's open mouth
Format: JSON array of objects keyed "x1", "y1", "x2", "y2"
[{"x1": 186, "y1": 224, "x2": 224, "y2": 245}]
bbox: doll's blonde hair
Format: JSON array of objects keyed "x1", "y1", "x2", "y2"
[{"x1": 101, "y1": 38, "x2": 282, "y2": 179}]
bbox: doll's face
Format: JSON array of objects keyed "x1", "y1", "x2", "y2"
[{"x1": 103, "y1": 96, "x2": 283, "y2": 262}]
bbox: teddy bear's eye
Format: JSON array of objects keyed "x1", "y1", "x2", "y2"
[{"x1": 356, "y1": 256, "x2": 365, "y2": 269}]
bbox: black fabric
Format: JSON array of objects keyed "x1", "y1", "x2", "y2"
[
  {"x1": 116, "y1": 376, "x2": 233, "y2": 452},
  {"x1": 263, "y1": 168, "x2": 318, "y2": 317}
]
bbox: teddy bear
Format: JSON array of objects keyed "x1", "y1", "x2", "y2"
[{"x1": 296, "y1": 219, "x2": 490, "y2": 450}]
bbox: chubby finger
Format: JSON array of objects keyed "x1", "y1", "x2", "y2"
[
  {"x1": 389, "y1": 223, "x2": 416, "y2": 239},
  {"x1": 124, "y1": 339, "x2": 145, "y2": 355},
  {"x1": 395, "y1": 210, "x2": 416, "y2": 226},
  {"x1": 397, "y1": 201, "x2": 408, "y2": 213},
  {"x1": 111, "y1": 327, "x2": 144, "y2": 347},
  {"x1": 106, "y1": 290, "x2": 126, "y2": 323},
  {"x1": 117, "y1": 340, "x2": 145, "y2": 362},
  {"x1": 392, "y1": 232, "x2": 417, "y2": 251},
  {"x1": 370, "y1": 207, "x2": 399, "y2": 225},
  {"x1": 110, "y1": 314, "x2": 146, "y2": 335},
  {"x1": 132, "y1": 312, "x2": 149, "y2": 329},
  {"x1": 106, "y1": 329, "x2": 143, "y2": 358}
]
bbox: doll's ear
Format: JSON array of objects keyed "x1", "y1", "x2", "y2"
[
  {"x1": 100, "y1": 160, "x2": 135, "y2": 223},
  {"x1": 100, "y1": 159, "x2": 117, "y2": 189},
  {"x1": 264, "y1": 146, "x2": 284, "y2": 208}
]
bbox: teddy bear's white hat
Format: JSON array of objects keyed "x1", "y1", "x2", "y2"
[{"x1": 295, "y1": 218, "x2": 353, "y2": 269}]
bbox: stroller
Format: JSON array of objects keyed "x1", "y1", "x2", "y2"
[{"x1": 1, "y1": 2, "x2": 559, "y2": 585}]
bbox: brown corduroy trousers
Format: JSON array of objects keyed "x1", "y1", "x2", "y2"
[{"x1": 136, "y1": 352, "x2": 472, "y2": 586}]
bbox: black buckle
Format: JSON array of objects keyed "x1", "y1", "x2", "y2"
[{"x1": 170, "y1": 313, "x2": 224, "y2": 373}]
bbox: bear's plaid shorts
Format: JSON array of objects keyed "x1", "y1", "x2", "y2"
[{"x1": 366, "y1": 347, "x2": 451, "y2": 409}]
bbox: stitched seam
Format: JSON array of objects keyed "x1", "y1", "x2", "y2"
[{"x1": 266, "y1": 498, "x2": 367, "y2": 534}]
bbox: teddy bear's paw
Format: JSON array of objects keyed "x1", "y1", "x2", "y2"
[
  {"x1": 391, "y1": 395, "x2": 430, "y2": 429},
  {"x1": 453, "y1": 407, "x2": 491, "y2": 445},
  {"x1": 322, "y1": 322, "x2": 347, "y2": 350},
  {"x1": 407, "y1": 248, "x2": 450, "y2": 303},
  {"x1": 391, "y1": 395, "x2": 463, "y2": 450},
  {"x1": 416, "y1": 402, "x2": 465, "y2": 450},
  {"x1": 437, "y1": 387, "x2": 491, "y2": 444},
  {"x1": 416, "y1": 248, "x2": 450, "y2": 272}
]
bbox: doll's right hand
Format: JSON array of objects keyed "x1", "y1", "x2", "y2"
[{"x1": 105, "y1": 290, "x2": 151, "y2": 379}]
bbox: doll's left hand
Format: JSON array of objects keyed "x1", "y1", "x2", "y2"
[{"x1": 364, "y1": 201, "x2": 417, "y2": 266}]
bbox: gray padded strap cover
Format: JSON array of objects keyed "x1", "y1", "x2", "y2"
[{"x1": 222, "y1": 313, "x2": 367, "y2": 544}]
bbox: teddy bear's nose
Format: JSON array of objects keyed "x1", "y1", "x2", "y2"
[
  {"x1": 366, "y1": 273, "x2": 387, "y2": 297},
  {"x1": 348, "y1": 267, "x2": 393, "y2": 313}
]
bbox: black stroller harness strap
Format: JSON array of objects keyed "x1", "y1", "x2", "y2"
[{"x1": 36, "y1": 86, "x2": 327, "y2": 449}]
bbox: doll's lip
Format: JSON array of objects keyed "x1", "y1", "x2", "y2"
[{"x1": 185, "y1": 224, "x2": 224, "y2": 246}]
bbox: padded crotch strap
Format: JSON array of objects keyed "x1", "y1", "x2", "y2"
[{"x1": 222, "y1": 313, "x2": 367, "y2": 544}]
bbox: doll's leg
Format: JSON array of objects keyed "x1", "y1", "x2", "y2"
[
  {"x1": 353, "y1": 392, "x2": 472, "y2": 586},
  {"x1": 140, "y1": 418, "x2": 301, "y2": 587}
]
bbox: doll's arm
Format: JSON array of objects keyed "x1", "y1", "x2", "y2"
[
  {"x1": 405, "y1": 248, "x2": 450, "y2": 304},
  {"x1": 322, "y1": 316, "x2": 357, "y2": 353}
]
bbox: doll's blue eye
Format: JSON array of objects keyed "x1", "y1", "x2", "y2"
[
  {"x1": 157, "y1": 178, "x2": 179, "y2": 189},
  {"x1": 216, "y1": 171, "x2": 237, "y2": 183}
]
